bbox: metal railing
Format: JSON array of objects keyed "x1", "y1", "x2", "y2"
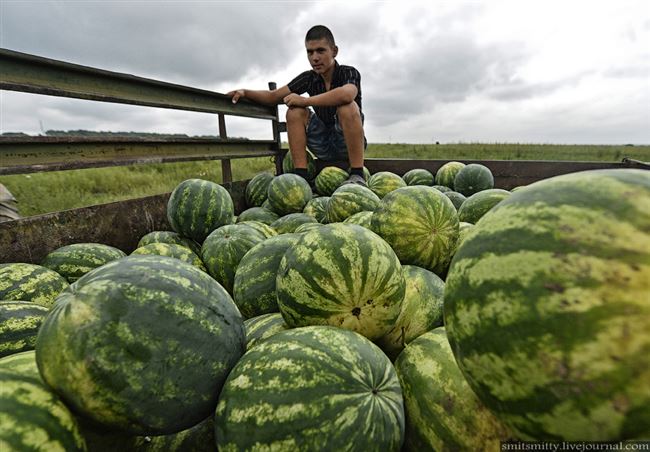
[{"x1": 0, "y1": 48, "x2": 285, "y2": 181}]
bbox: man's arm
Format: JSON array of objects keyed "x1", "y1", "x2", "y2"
[
  {"x1": 227, "y1": 85, "x2": 292, "y2": 105},
  {"x1": 283, "y1": 84, "x2": 357, "y2": 108}
]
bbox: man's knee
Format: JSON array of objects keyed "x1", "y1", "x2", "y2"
[
  {"x1": 286, "y1": 107, "x2": 309, "y2": 126},
  {"x1": 336, "y1": 102, "x2": 361, "y2": 123}
]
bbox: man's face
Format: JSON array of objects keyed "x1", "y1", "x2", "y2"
[{"x1": 305, "y1": 38, "x2": 337, "y2": 75}]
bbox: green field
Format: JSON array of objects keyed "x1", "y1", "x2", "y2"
[{"x1": 1, "y1": 143, "x2": 648, "y2": 217}]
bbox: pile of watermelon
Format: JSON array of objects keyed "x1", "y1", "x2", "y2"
[{"x1": 1, "y1": 162, "x2": 648, "y2": 451}]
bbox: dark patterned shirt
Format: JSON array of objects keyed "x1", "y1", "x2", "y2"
[{"x1": 287, "y1": 61, "x2": 362, "y2": 127}]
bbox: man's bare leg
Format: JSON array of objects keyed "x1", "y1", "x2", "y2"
[
  {"x1": 285, "y1": 106, "x2": 310, "y2": 170},
  {"x1": 337, "y1": 102, "x2": 366, "y2": 185}
]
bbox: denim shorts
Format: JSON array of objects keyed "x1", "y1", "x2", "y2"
[{"x1": 306, "y1": 109, "x2": 367, "y2": 161}]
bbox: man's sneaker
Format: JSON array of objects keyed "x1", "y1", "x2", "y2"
[{"x1": 341, "y1": 174, "x2": 367, "y2": 187}]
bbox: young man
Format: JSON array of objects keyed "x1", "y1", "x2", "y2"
[{"x1": 227, "y1": 25, "x2": 367, "y2": 186}]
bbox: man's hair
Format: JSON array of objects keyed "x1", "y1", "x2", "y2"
[{"x1": 305, "y1": 25, "x2": 336, "y2": 47}]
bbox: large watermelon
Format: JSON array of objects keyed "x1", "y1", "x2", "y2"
[
  {"x1": 245, "y1": 172, "x2": 274, "y2": 207},
  {"x1": 35, "y1": 255, "x2": 245, "y2": 435},
  {"x1": 0, "y1": 351, "x2": 87, "y2": 451},
  {"x1": 315, "y1": 166, "x2": 349, "y2": 196},
  {"x1": 326, "y1": 184, "x2": 381, "y2": 223},
  {"x1": 0, "y1": 263, "x2": 69, "y2": 308},
  {"x1": 236, "y1": 207, "x2": 279, "y2": 225},
  {"x1": 444, "y1": 191, "x2": 467, "y2": 210},
  {"x1": 233, "y1": 233, "x2": 301, "y2": 319},
  {"x1": 303, "y1": 196, "x2": 330, "y2": 223},
  {"x1": 267, "y1": 174, "x2": 313, "y2": 216},
  {"x1": 137, "y1": 231, "x2": 201, "y2": 255},
  {"x1": 276, "y1": 223, "x2": 405, "y2": 340},
  {"x1": 376, "y1": 265, "x2": 445, "y2": 359},
  {"x1": 201, "y1": 224, "x2": 266, "y2": 294},
  {"x1": 0, "y1": 301, "x2": 49, "y2": 358},
  {"x1": 444, "y1": 169, "x2": 650, "y2": 441},
  {"x1": 368, "y1": 171, "x2": 407, "y2": 198},
  {"x1": 215, "y1": 326, "x2": 405, "y2": 451},
  {"x1": 395, "y1": 328, "x2": 512, "y2": 451},
  {"x1": 244, "y1": 312, "x2": 290, "y2": 350},
  {"x1": 435, "y1": 161, "x2": 465, "y2": 189},
  {"x1": 371, "y1": 186, "x2": 459, "y2": 275},
  {"x1": 270, "y1": 213, "x2": 318, "y2": 234},
  {"x1": 403, "y1": 168, "x2": 435, "y2": 186},
  {"x1": 457, "y1": 188, "x2": 511, "y2": 224},
  {"x1": 343, "y1": 210, "x2": 373, "y2": 229},
  {"x1": 131, "y1": 243, "x2": 206, "y2": 271},
  {"x1": 236, "y1": 221, "x2": 277, "y2": 239},
  {"x1": 282, "y1": 150, "x2": 316, "y2": 179},
  {"x1": 294, "y1": 222, "x2": 323, "y2": 234},
  {"x1": 41, "y1": 243, "x2": 126, "y2": 283},
  {"x1": 167, "y1": 179, "x2": 234, "y2": 243},
  {"x1": 453, "y1": 163, "x2": 494, "y2": 196}
]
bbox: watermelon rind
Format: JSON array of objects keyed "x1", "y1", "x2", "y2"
[
  {"x1": 270, "y1": 213, "x2": 318, "y2": 234},
  {"x1": 245, "y1": 172, "x2": 274, "y2": 208},
  {"x1": 42, "y1": 243, "x2": 126, "y2": 283},
  {"x1": 137, "y1": 231, "x2": 201, "y2": 255},
  {"x1": 368, "y1": 171, "x2": 407, "y2": 199},
  {"x1": 131, "y1": 242, "x2": 206, "y2": 271},
  {"x1": 326, "y1": 184, "x2": 380, "y2": 223},
  {"x1": 453, "y1": 164, "x2": 494, "y2": 196},
  {"x1": 303, "y1": 196, "x2": 330, "y2": 223},
  {"x1": 315, "y1": 166, "x2": 349, "y2": 196},
  {"x1": 435, "y1": 161, "x2": 466, "y2": 189},
  {"x1": 403, "y1": 169, "x2": 435, "y2": 186},
  {"x1": 0, "y1": 301, "x2": 50, "y2": 358},
  {"x1": 0, "y1": 263, "x2": 69, "y2": 308},
  {"x1": 236, "y1": 207, "x2": 279, "y2": 226},
  {"x1": 457, "y1": 189, "x2": 511, "y2": 224},
  {"x1": 244, "y1": 312, "x2": 290, "y2": 350},
  {"x1": 267, "y1": 174, "x2": 313, "y2": 216}
]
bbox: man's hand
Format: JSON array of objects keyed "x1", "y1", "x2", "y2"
[
  {"x1": 227, "y1": 89, "x2": 245, "y2": 104},
  {"x1": 283, "y1": 93, "x2": 309, "y2": 108}
]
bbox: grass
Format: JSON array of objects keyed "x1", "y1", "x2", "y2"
[{"x1": 2, "y1": 143, "x2": 648, "y2": 217}]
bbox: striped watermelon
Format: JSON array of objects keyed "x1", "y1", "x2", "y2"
[
  {"x1": 376, "y1": 265, "x2": 445, "y2": 360},
  {"x1": 244, "y1": 312, "x2": 290, "y2": 350},
  {"x1": 236, "y1": 206, "x2": 279, "y2": 225},
  {"x1": 233, "y1": 233, "x2": 301, "y2": 319},
  {"x1": 236, "y1": 221, "x2": 277, "y2": 239},
  {"x1": 41, "y1": 243, "x2": 126, "y2": 283},
  {"x1": 457, "y1": 222, "x2": 474, "y2": 247},
  {"x1": 368, "y1": 171, "x2": 407, "y2": 198},
  {"x1": 303, "y1": 196, "x2": 330, "y2": 223},
  {"x1": 343, "y1": 210, "x2": 373, "y2": 229},
  {"x1": 282, "y1": 150, "x2": 316, "y2": 179},
  {"x1": 371, "y1": 186, "x2": 460, "y2": 275},
  {"x1": 435, "y1": 161, "x2": 465, "y2": 189},
  {"x1": 267, "y1": 174, "x2": 313, "y2": 216},
  {"x1": 444, "y1": 191, "x2": 467, "y2": 210},
  {"x1": 453, "y1": 163, "x2": 494, "y2": 196},
  {"x1": 270, "y1": 213, "x2": 318, "y2": 234},
  {"x1": 131, "y1": 243, "x2": 206, "y2": 271},
  {"x1": 432, "y1": 185, "x2": 452, "y2": 193},
  {"x1": 395, "y1": 328, "x2": 512, "y2": 451},
  {"x1": 315, "y1": 166, "x2": 349, "y2": 196},
  {"x1": 444, "y1": 169, "x2": 650, "y2": 441},
  {"x1": 403, "y1": 168, "x2": 435, "y2": 186},
  {"x1": 215, "y1": 326, "x2": 405, "y2": 451},
  {"x1": 167, "y1": 179, "x2": 234, "y2": 243},
  {"x1": 0, "y1": 263, "x2": 69, "y2": 308},
  {"x1": 276, "y1": 223, "x2": 405, "y2": 340},
  {"x1": 0, "y1": 351, "x2": 87, "y2": 451},
  {"x1": 326, "y1": 184, "x2": 381, "y2": 223},
  {"x1": 36, "y1": 255, "x2": 245, "y2": 435},
  {"x1": 201, "y1": 224, "x2": 266, "y2": 294},
  {"x1": 245, "y1": 172, "x2": 274, "y2": 207},
  {"x1": 457, "y1": 188, "x2": 511, "y2": 224},
  {"x1": 0, "y1": 301, "x2": 49, "y2": 358},
  {"x1": 137, "y1": 231, "x2": 201, "y2": 255},
  {"x1": 294, "y1": 222, "x2": 323, "y2": 233}
]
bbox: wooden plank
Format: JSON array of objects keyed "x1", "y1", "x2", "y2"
[{"x1": 0, "y1": 180, "x2": 248, "y2": 264}]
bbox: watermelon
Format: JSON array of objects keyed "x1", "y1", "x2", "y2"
[
  {"x1": 233, "y1": 234, "x2": 301, "y2": 319},
  {"x1": 403, "y1": 168, "x2": 435, "y2": 186},
  {"x1": 201, "y1": 224, "x2": 266, "y2": 294},
  {"x1": 35, "y1": 255, "x2": 245, "y2": 435},
  {"x1": 236, "y1": 221, "x2": 277, "y2": 239},
  {"x1": 376, "y1": 265, "x2": 445, "y2": 359},
  {"x1": 215, "y1": 326, "x2": 405, "y2": 451},
  {"x1": 267, "y1": 174, "x2": 313, "y2": 216},
  {"x1": 326, "y1": 184, "x2": 381, "y2": 223},
  {"x1": 371, "y1": 186, "x2": 459, "y2": 275},
  {"x1": 131, "y1": 243, "x2": 206, "y2": 271},
  {"x1": 167, "y1": 179, "x2": 234, "y2": 243},
  {"x1": 432, "y1": 185, "x2": 453, "y2": 193},
  {"x1": 41, "y1": 243, "x2": 126, "y2": 283},
  {"x1": 444, "y1": 191, "x2": 467, "y2": 210},
  {"x1": 315, "y1": 166, "x2": 349, "y2": 196},
  {"x1": 0, "y1": 301, "x2": 49, "y2": 358},
  {"x1": 303, "y1": 196, "x2": 330, "y2": 223},
  {"x1": 244, "y1": 312, "x2": 290, "y2": 350},
  {"x1": 368, "y1": 171, "x2": 407, "y2": 198},
  {"x1": 343, "y1": 210, "x2": 373, "y2": 229},
  {"x1": 282, "y1": 150, "x2": 316, "y2": 180},
  {"x1": 435, "y1": 161, "x2": 466, "y2": 189},
  {"x1": 395, "y1": 328, "x2": 512, "y2": 451},
  {"x1": 236, "y1": 206, "x2": 279, "y2": 225},
  {"x1": 245, "y1": 172, "x2": 274, "y2": 207},
  {"x1": 457, "y1": 222, "x2": 474, "y2": 246},
  {"x1": 457, "y1": 189, "x2": 511, "y2": 224},
  {"x1": 347, "y1": 166, "x2": 371, "y2": 181},
  {"x1": 0, "y1": 263, "x2": 69, "y2": 308},
  {"x1": 294, "y1": 222, "x2": 323, "y2": 233},
  {"x1": 276, "y1": 223, "x2": 405, "y2": 340},
  {"x1": 0, "y1": 351, "x2": 87, "y2": 451},
  {"x1": 444, "y1": 169, "x2": 650, "y2": 440},
  {"x1": 137, "y1": 231, "x2": 201, "y2": 255},
  {"x1": 270, "y1": 213, "x2": 318, "y2": 234},
  {"x1": 453, "y1": 163, "x2": 494, "y2": 196}
]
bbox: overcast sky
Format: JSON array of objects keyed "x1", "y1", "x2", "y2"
[{"x1": 1, "y1": 0, "x2": 649, "y2": 144}]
